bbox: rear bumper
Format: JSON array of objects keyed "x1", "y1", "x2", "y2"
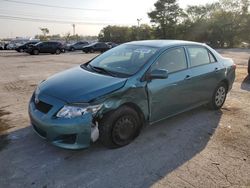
[{"x1": 29, "y1": 93, "x2": 93, "y2": 150}]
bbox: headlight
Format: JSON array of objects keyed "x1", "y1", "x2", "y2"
[{"x1": 56, "y1": 104, "x2": 102, "y2": 119}]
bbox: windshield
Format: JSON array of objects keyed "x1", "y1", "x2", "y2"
[{"x1": 88, "y1": 44, "x2": 158, "y2": 76}]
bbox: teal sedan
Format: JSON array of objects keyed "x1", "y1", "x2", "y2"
[{"x1": 29, "y1": 40, "x2": 236, "y2": 149}]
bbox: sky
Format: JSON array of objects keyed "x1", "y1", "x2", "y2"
[{"x1": 0, "y1": 0, "x2": 217, "y2": 38}]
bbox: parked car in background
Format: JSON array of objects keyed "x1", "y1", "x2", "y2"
[
  {"x1": 82, "y1": 42, "x2": 110, "y2": 53},
  {"x1": 29, "y1": 40, "x2": 236, "y2": 150},
  {"x1": 6, "y1": 43, "x2": 17, "y2": 50},
  {"x1": 66, "y1": 41, "x2": 89, "y2": 51},
  {"x1": 16, "y1": 41, "x2": 39, "y2": 52},
  {"x1": 106, "y1": 42, "x2": 118, "y2": 49},
  {"x1": 26, "y1": 41, "x2": 64, "y2": 55},
  {"x1": 0, "y1": 42, "x2": 4, "y2": 50}
]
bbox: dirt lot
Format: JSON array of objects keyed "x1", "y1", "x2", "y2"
[{"x1": 0, "y1": 49, "x2": 249, "y2": 188}]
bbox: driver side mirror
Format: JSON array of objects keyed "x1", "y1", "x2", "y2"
[{"x1": 148, "y1": 69, "x2": 168, "y2": 80}]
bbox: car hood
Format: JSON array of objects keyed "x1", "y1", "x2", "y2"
[{"x1": 38, "y1": 66, "x2": 127, "y2": 103}]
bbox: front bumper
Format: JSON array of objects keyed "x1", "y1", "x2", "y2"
[{"x1": 29, "y1": 93, "x2": 93, "y2": 149}]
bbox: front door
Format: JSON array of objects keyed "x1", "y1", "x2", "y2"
[{"x1": 147, "y1": 47, "x2": 193, "y2": 122}]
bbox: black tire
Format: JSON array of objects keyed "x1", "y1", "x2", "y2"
[
  {"x1": 248, "y1": 58, "x2": 250, "y2": 74},
  {"x1": 19, "y1": 49, "x2": 24, "y2": 52},
  {"x1": 208, "y1": 82, "x2": 228, "y2": 110},
  {"x1": 70, "y1": 47, "x2": 75, "y2": 51},
  {"x1": 55, "y1": 49, "x2": 61, "y2": 55},
  {"x1": 90, "y1": 49, "x2": 94, "y2": 53},
  {"x1": 99, "y1": 106, "x2": 142, "y2": 148},
  {"x1": 33, "y1": 49, "x2": 39, "y2": 55}
]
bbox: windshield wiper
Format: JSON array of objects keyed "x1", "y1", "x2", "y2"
[{"x1": 88, "y1": 64, "x2": 118, "y2": 77}]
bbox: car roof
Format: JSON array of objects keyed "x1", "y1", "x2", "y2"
[{"x1": 126, "y1": 40, "x2": 205, "y2": 48}]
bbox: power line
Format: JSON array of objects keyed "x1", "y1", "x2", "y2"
[
  {"x1": 0, "y1": 14, "x2": 113, "y2": 25},
  {"x1": 0, "y1": 9, "x2": 111, "y2": 22},
  {"x1": 1, "y1": 0, "x2": 110, "y2": 11}
]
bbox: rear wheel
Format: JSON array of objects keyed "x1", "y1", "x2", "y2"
[
  {"x1": 208, "y1": 82, "x2": 227, "y2": 110},
  {"x1": 55, "y1": 49, "x2": 61, "y2": 55},
  {"x1": 99, "y1": 106, "x2": 142, "y2": 148},
  {"x1": 33, "y1": 49, "x2": 39, "y2": 55},
  {"x1": 70, "y1": 47, "x2": 75, "y2": 51},
  {"x1": 90, "y1": 49, "x2": 94, "y2": 53}
]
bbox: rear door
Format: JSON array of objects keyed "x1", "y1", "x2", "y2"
[
  {"x1": 94, "y1": 43, "x2": 101, "y2": 51},
  {"x1": 39, "y1": 42, "x2": 48, "y2": 53},
  {"x1": 185, "y1": 45, "x2": 223, "y2": 104},
  {"x1": 147, "y1": 47, "x2": 193, "y2": 122}
]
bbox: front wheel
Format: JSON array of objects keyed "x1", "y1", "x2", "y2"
[
  {"x1": 208, "y1": 82, "x2": 228, "y2": 110},
  {"x1": 99, "y1": 106, "x2": 142, "y2": 148}
]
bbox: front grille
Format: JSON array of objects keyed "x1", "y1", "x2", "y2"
[
  {"x1": 34, "y1": 100, "x2": 52, "y2": 114},
  {"x1": 33, "y1": 124, "x2": 47, "y2": 138}
]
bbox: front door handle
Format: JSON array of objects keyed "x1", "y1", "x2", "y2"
[
  {"x1": 184, "y1": 75, "x2": 191, "y2": 80},
  {"x1": 214, "y1": 68, "x2": 219, "y2": 72}
]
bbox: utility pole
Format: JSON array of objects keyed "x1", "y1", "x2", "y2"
[
  {"x1": 72, "y1": 24, "x2": 76, "y2": 36},
  {"x1": 137, "y1": 18, "x2": 142, "y2": 40},
  {"x1": 137, "y1": 18, "x2": 142, "y2": 27}
]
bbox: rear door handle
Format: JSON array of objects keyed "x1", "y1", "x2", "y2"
[
  {"x1": 184, "y1": 75, "x2": 191, "y2": 80},
  {"x1": 214, "y1": 68, "x2": 219, "y2": 72}
]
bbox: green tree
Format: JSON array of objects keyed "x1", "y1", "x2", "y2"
[
  {"x1": 148, "y1": 0, "x2": 182, "y2": 38},
  {"x1": 98, "y1": 25, "x2": 131, "y2": 43},
  {"x1": 39, "y1": 27, "x2": 49, "y2": 41}
]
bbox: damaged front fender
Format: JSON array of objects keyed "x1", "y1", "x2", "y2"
[{"x1": 94, "y1": 80, "x2": 149, "y2": 122}]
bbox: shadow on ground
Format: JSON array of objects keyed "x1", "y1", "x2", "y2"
[
  {"x1": 0, "y1": 106, "x2": 222, "y2": 188},
  {"x1": 241, "y1": 75, "x2": 250, "y2": 91}
]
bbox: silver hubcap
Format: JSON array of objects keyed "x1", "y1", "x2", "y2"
[{"x1": 215, "y1": 86, "x2": 226, "y2": 106}]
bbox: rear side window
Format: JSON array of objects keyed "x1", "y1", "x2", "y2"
[
  {"x1": 187, "y1": 47, "x2": 212, "y2": 67},
  {"x1": 152, "y1": 47, "x2": 187, "y2": 74}
]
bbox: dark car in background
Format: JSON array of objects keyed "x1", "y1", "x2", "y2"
[
  {"x1": 16, "y1": 41, "x2": 39, "y2": 52},
  {"x1": 82, "y1": 42, "x2": 110, "y2": 53},
  {"x1": 66, "y1": 41, "x2": 89, "y2": 51},
  {"x1": 0, "y1": 43, "x2": 4, "y2": 50},
  {"x1": 26, "y1": 41, "x2": 64, "y2": 55},
  {"x1": 106, "y1": 42, "x2": 118, "y2": 49}
]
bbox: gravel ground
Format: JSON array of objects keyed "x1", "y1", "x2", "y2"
[{"x1": 0, "y1": 49, "x2": 249, "y2": 188}]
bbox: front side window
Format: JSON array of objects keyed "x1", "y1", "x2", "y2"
[
  {"x1": 187, "y1": 46, "x2": 211, "y2": 67},
  {"x1": 88, "y1": 44, "x2": 158, "y2": 76},
  {"x1": 152, "y1": 47, "x2": 187, "y2": 74}
]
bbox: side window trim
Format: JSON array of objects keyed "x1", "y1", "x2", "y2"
[
  {"x1": 208, "y1": 50, "x2": 217, "y2": 63},
  {"x1": 150, "y1": 46, "x2": 189, "y2": 75}
]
